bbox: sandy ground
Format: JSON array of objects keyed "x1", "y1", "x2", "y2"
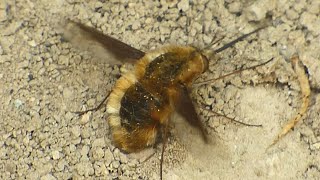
[{"x1": 1, "y1": 0, "x2": 320, "y2": 179}]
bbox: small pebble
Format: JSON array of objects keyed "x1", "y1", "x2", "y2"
[
  {"x1": 81, "y1": 145, "x2": 90, "y2": 158},
  {"x1": 80, "y1": 111, "x2": 92, "y2": 125},
  {"x1": 228, "y1": 2, "x2": 242, "y2": 14},
  {"x1": 52, "y1": 150, "x2": 60, "y2": 160},
  {"x1": 86, "y1": 98, "x2": 96, "y2": 107},
  {"x1": 245, "y1": 4, "x2": 266, "y2": 21},
  {"x1": 111, "y1": 160, "x2": 120, "y2": 169},
  {"x1": 14, "y1": 99, "x2": 23, "y2": 108},
  {"x1": 311, "y1": 142, "x2": 320, "y2": 150},
  {"x1": 62, "y1": 88, "x2": 73, "y2": 99},
  {"x1": 71, "y1": 126, "x2": 81, "y2": 138},
  {"x1": 177, "y1": 0, "x2": 189, "y2": 12},
  {"x1": 92, "y1": 147, "x2": 104, "y2": 160},
  {"x1": 113, "y1": 148, "x2": 120, "y2": 160},
  {"x1": 119, "y1": 153, "x2": 128, "y2": 164},
  {"x1": 300, "y1": 12, "x2": 320, "y2": 36},
  {"x1": 81, "y1": 128, "x2": 91, "y2": 139},
  {"x1": 104, "y1": 148, "x2": 114, "y2": 166},
  {"x1": 18, "y1": 60, "x2": 29, "y2": 68},
  {"x1": 0, "y1": 8, "x2": 7, "y2": 22},
  {"x1": 93, "y1": 161, "x2": 108, "y2": 176},
  {"x1": 56, "y1": 160, "x2": 66, "y2": 172},
  {"x1": 132, "y1": 21, "x2": 141, "y2": 30},
  {"x1": 28, "y1": 40, "x2": 37, "y2": 47},
  {"x1": 92, "y1": 138, "x2": 105, "y2": 148},
  {"x1": 40, "y1": 174, "x2": 57, "y2": 180},
  {"x1": 286, "y1": 9, "x2": 299, "y2": 20},
  {"x1": 76, "y1": 161, "x2": 94, "y2": 177}
]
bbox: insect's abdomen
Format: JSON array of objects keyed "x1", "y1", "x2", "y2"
[{"x1": 107, "y1": 46, "x2": 207, "y2": 152}]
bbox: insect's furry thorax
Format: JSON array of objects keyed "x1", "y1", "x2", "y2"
[
  {"x1": 63, "y1": 20, "x2": 275, "y2": 180},
  {"x1": 106, "y1": 45, "x2": 208, "y2": 152}
]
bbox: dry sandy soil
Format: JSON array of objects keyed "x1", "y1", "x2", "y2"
[{"x1": 1, "y1": 0, "x2": 320, "y2": 179}]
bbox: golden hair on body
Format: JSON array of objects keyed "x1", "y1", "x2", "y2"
[
  {"x1": 62, "y1": 20, "x2": 271, "y2": 179},
  {"x1": 107, "y1": 46, "x2": 208, "y2": 152}
]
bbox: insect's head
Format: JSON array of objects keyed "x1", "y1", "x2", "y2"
[{"x1": 199, "y1": 52, "x2": 210, "y2": 73}]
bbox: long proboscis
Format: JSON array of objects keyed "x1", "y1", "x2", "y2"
[
  {"x1": 194, "y1": 58, "x2": 274, "y2": 86},
  {"x1": 214, "y1": 26, "x2": 267, "y2": 53}
]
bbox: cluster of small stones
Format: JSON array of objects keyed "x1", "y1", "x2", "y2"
[{"x1": 0, "y1": 0, "x2": 319, "y2": 179}]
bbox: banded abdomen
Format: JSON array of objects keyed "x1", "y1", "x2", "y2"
[{"x1": 107, "y1": 46, "x2": 208, "y2": 152}]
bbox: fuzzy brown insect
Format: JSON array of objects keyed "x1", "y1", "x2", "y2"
[
  {"x1": 107, "y1": 45, "x2": 209, "y2": 152},
  {"x1": 62, "y1": 20, "x2": 271, "y2": 179}
]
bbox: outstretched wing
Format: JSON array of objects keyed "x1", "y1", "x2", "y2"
[{"x1": 59, "y1": 20, "x2": 145, "y2": 64}]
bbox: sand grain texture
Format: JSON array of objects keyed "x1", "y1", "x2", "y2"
[{"x1": 0, "y1": 0, "x2": 319, "y2": 179}]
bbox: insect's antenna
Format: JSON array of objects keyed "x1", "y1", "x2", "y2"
[
  {"x1": 194, "y1": 58, "x2": 273, "y2": 86},
  {"x1": 214, "y1": 26, "x2": 267, "y2": 53}
]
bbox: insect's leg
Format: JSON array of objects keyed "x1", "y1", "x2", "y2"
[
  {"x1": 194, "y1": 58, "x2": 274, "y2": 87},
  {"x1": 160, "y1": 123, "x2": 169, "y2": 180},
  {"x1": 198, "y1": 102, "x2": 262, "y2": 127},
  {"x1": 72, "y1": 91, "x2": 111, "y2": 115}
]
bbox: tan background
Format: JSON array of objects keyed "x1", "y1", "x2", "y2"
[{"x1": 0, "y1": 0, "x2": 319, "y2": 179}]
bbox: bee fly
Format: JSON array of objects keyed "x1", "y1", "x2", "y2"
[{"x1": 62, "y1": 20, "x2": 272, "y2": 179}]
